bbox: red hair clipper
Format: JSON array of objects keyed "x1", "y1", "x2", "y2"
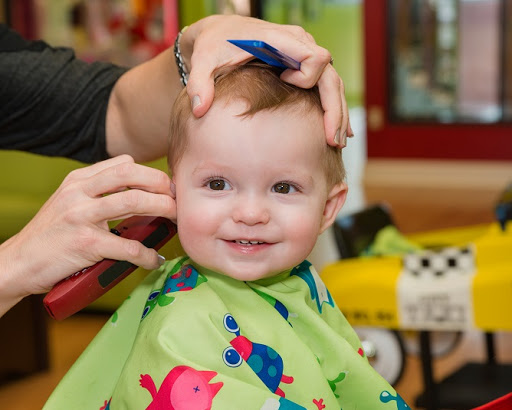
[{"x1": 43, "y1": 216, "x2": 176, "y2": 320}]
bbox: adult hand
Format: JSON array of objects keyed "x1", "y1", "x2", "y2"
[
  {"x1": 181, "y1": 14, "x2": 353, "y2": 147},
  {"x1": 0, "y1": 155, "x2": 175, "y2": 317}
]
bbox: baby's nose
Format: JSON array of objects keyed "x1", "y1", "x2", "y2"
[{"x1": 232, "y1": 196, "x2": 270, "y2": 226}]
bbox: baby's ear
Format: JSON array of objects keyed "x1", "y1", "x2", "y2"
[
  {"x1": 319, "y1": 183, "x2": 347, "y2": 234},
  {"x1": 169, "y1": 178, "x2": 178, "y2": 224},
  {"x1": 170, "y1": 179, "x2": 176, "y2": 198}
]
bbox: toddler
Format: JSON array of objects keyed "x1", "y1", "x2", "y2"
[{"x1": 45, "y1": 62, "x2": 408, "y2": 410}]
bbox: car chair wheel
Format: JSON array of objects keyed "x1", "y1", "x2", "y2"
[
  {"x1": 354, "y1": 326, "x2": 406, "y2": 386},
  {"x1": 400, "y1": 330, "x2": 462, "y2": 357}
]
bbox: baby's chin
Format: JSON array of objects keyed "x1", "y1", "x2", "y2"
[
  {"x1": 198, "y1": 261, "x2": 280, "y2": 282},
  {"x1": 221, "y1": 270, "x2": 276, "y2": 282}
]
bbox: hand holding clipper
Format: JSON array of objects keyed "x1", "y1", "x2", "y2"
[{"x1": 44, "y1": 216, "x2": 176, "y2": 320}]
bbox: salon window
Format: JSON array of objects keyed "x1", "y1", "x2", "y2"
[{"x1": 365, "y1": 0, "x2": 512, "y2": 160}]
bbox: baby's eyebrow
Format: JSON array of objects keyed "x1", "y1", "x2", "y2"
[
  {"x1": 189, "y1": 157, "x2": 249, "y2": 171},
  {"x1": 292, "y1": 174, "x2": 315, "y2": 187},
  {"x1": 191, "y1": 161, "x2": 232, "y2": 175}
]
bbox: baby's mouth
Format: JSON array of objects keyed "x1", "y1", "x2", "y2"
[{"x1": 231, "y1": 240, "x2": 266, "y2": 245}]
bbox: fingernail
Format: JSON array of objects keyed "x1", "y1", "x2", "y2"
[
  {"x1": 334, "y1": 129, "x2": 340, "y2": 145},
  {"x1": 348, "y1": 124, "x2": 355, "y2": 138},
  {"x1": 158, "y1": 254, "x2": 166, "y2": 266},
  {"x1": 341, "y1": 131, "x2": 347, "y2": 147},
  {"x1": 192, "y1": 95, "x2": 201, "y2": 110}
]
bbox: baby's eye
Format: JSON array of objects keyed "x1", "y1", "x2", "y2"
[
  {"x1": 208, "y1": 179, "x2": 231, "y2": 190},
  {"x1": 272, "y1": 182, "x2": 297, "y2": 194}
]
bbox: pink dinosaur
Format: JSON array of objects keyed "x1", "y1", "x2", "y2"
[{"x1": 140, "y1": 365, "x2": 223, "y2": 410}]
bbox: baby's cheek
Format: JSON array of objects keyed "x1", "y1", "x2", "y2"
[
  {"x1": 288, "y1": 220, "x2": 319, "y2": 249},
  {"x1": 282, "y1": 204, "x2": 323, "y2": 236},
  {"x1": 176, "y1": 210, "x2": 216, "y2": 255},
  {"x1": 176, "y1": 218, "x2": 200, "y2": 244}
]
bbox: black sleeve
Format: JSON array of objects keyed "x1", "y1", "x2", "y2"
[{"x1": 0, "y1": 24, "x2": 129, "y2": 163}]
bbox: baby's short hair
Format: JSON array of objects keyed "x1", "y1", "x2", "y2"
[{"x1": 168, "y1": 62, "x2": 345, "y2": 187}]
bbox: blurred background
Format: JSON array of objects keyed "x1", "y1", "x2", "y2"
[{"x1": 0, "y1": 1, "x2": 511, "y2": 409}]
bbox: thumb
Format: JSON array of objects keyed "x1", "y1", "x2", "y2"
[{"x1": 186, "y1": 66, "x2": 215, "y2": 118}]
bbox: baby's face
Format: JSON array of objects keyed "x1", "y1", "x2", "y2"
[{"x1": 172, "y1": 102, "x2": 345, "y2": 281}]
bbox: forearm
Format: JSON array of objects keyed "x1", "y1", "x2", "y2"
[
  {"x1": 1, "y1": 24, "x2": 125, "y2": 163},
  {"x1": 106, "y1": 48, "x2": 183, "y2": 162},
  {"x1": 0, "y1": 236, "x2": 33, "y2": 318}
]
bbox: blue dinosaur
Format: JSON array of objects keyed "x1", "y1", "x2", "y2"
[{"x1": 291, "y1": 261, "x2": 334, "y2": 313}]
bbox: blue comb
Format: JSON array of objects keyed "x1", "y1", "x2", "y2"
[{"x1": 228, "y1": 40, "x2": 301, "y2": 70}]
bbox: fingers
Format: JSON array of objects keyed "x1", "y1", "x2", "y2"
[
  {"x1": 275, "y1": 38, "x2": 352, "y2": 146},
  {"x1": 186, "y1": 37, "x2": 253, "y2": 118},
  {"x1": 278, "y1": 38, "x2": 352, "y2": 147},
  {"x1": 65, "y1": 154, "x2": 135, "y2": 181},
  {"x1": 279, "y1": 44, "x2": 331, "y2": 90},
  {"x1": 314, "y1": 65, "x2": 343, "y2": 146},
  {"x1": 86, "y1": 189, "x2": 176, "y2": 222},
  {"x1": 62, "y1": 158, "x2": 177, "y2": 261},
  {"x1": 53, "y1": 156, "x2": 176, "y2": 223},
  {"x1": 186, "y1": 64, "x2": 216, "y2": 118},
  {"x1": 81, "y1": 160, "x2": 173, "y2": 198},
  {"x1": 339, "y1": 77, "x2": 350, "y2": 147},
  {"x1": 95, "y1": 230, "x2": 164, "y2": 270},
  {"x1": 66, "y1": 157, "x2": 176, "y2": 224}
]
